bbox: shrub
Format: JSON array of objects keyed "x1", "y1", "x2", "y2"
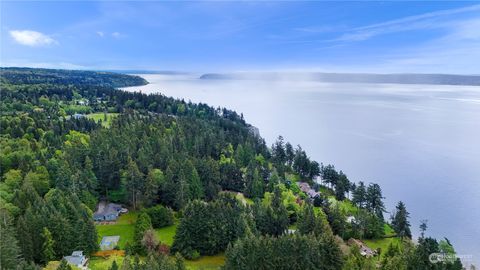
[
  {"x1": 158, "y1": 244, "x2": 170, "y2": 255},
  {"x1": 184, "y1": 250, "x2": 200, "y2": 260},
  {"x1": 145, "y1": 205, "x2": 174, "y2": 228}
]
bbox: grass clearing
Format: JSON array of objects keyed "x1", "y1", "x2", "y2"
[
  {"x1": 384, "y1": 223, "x2": 396, "y2": 237},
  {"x1": 90, "y1": 255, "x2": 124, "y2": 270},
  {"x1": 96, "y1": 212, "x2": 137, "y2": 249},
  {"x1": 86, "y1": 112, "x2": 119, "y2": 127},
  {"x1": 364, "y1": 237, "x2": 401, "y2": 257},
  {"x1": 155, "y1": 223, "x2": 178, "y2": 246},
  {"x1": 185, "y1": 254, "x2": 225, "y2": 270}
]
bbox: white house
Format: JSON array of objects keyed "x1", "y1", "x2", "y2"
[{"x1": 64, "y1": 251, "x2": 88, "y2": 269}]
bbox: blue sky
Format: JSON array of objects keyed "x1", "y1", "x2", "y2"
[{"x1": 1, "y1": 1, "x2": 479, "y2": 73}]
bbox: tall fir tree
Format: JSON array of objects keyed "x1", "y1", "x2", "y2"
[
  {"x1": 391, "y1": 201, "x2": 412, "y2": 239},
  {"x1": 41, "y1": 227, "x2": 55, "y2": 264},
  {"x1": 133, "y1": 212, "x2": 152, "y2": 253},
  {"x1": 122, "y1": 157, "x2": 145, "y2": 210},
  {"x1": 352, "y1": 181, "x2": 367, "y2": 208},
  {"x1": 1, "y1": 210, "x2": 22, "y2": 269}
]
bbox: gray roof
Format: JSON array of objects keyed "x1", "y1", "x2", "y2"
[
  {"x1": 72, "y1": 251, "x2": 83, "y2": 257},
  {"x1": 64, "y1": 251, "x2": 87, "y2": 266},
  {"x1": 94, "y1": 202, "x2": 122, "y2": 219},
  {"x1": 72, "y1": 113, "x2": 85, "y2": 119},
  {"x1": 100, "y1": 236, "x2": 120, "y2": 250},
  {"x1": 298, "y1": 182, "x2": 320, "y2": 198}
]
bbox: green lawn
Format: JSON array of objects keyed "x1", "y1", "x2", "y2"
[
  {"x1": 87, "y1": 254, "x2": 224, "y2": 270},
  {"x1": 90, "y1": 256, "x2": 124, "y2": 270},
  {"x1": 155, "y1": 223, "x2": 178, "y2": 246},
  {"x1": 86, "y1": 113, "x2": 119, "y2": 127},
  {"x1": 364, "y1": 237, "x2": 401, "y2": 257},
  {"x1": 383, "y1": 223, "x2": 396, "y2": 237},
  {"x1": 96, "y1": 212, "x2": 137, "y2": 249},
  {"x1": 96, "y1": 211, "x2": 179, "y2": 249},
  {"x1": 362, "y1": 224, "x2": 400, "y2": 258},
  {"x1": 185, "y1": 254, "x2": 225, "y2": 270}
]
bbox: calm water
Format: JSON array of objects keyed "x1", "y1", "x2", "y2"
[{"x1": 123, "y1": 74, "x2": 480, "y2": 266}]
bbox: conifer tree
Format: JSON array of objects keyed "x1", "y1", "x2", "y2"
[
  {"x1": 134, "y1": 212, "x2": 152, "y2": 253},
  {"x1": 122, "y1": 157, "x2": 144, "y2": 210},
  {"x1": 391, "y1": 201, "x2": 412, "y2": 239},
  {"x1": 1, "y1": 210, "x2": 22, "y2": 270},
  {"x1": 352, "y1": 181, "x2": 367, "y2": 208},
  {"x1": 109, "y1": 260, "x2": 119, "y2": 270},
  {"x1": 41, "y1": 227, "x2": 55, "y2": 264},
  {"x1": 297, "y1": 203, "x2": 331, "y2": 237},
  {"x1": 186, "y1": 161, "x2": 204, "y2": 200}
]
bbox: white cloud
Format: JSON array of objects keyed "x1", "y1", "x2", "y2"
[
  {"x1": 96, "y1": 31, "x2": 105, "y2": 37},
  {"x1": 111, "y1": 32, "x2": 123, "y2": 38},
  {"x1": 9, "y1": 30, "x2": 58, "y2": 47},
  {"x1": 334, "y1": 4, "x2": 480, "y2": 42}
]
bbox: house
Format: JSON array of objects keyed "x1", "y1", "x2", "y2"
[
  {"x1": 348, "y1": 238, "x2": 376, "y2": 257},
  {"x1": 77, "y1": 100, "x2": 89, "y2": 106},
  {"x1": 298, "y1": 182, "x2": 320, "y2": 199},
  {"x1": 100, "y1": 236, "x2": 120, "y2": 250},
  {"x1": 64, "y1": 251, "x2": 88, "y2": 269},
  {"x1": 93, "y1": 202, "x2": 128, "y2": 222},
  {"x1": 72, "y1": 113, "x2": 85, "y2": 119}
]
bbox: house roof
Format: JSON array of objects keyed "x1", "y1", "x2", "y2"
[
  {"x1": 100, "y1": 236, "x2": 120, "y2": 250},
  {"x1": 64, "y1": 251, "x2": 86, "y2": 266},
  {"x1": 298, "y1": 182, "x2": 320, "y2": 198},
  {"x1": 94, "y1": 202, "x2": 122, "y2": 218},
  {"x1": 72, "y1": 251, "x2": 83, "y2": 257}
]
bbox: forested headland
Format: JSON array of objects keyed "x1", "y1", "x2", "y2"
[{"x1": 0, "y1": 67, "x2": 464, "y2": 270}]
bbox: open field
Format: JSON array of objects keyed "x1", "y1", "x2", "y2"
[
  {"x1": 155, "y1": 223, "x2": 177, "y2": 246},
  {"x1": 95, "y1": 210, "x2": 224, "y2": 269},
  {"x1": 364, "y1": 237, "x2": 401, "y2": 258},
  {"x1": 96, "y1": 212, "x2": 137, "y2": 249},
  {"x1": 90, "y1": 255, "x2": 125, "y2": 270},
  {"x1": 86, "y1": 113, "x2": 119, "y2": 127}
]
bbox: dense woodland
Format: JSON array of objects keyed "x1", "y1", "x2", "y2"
[{"x1": 0, "y1": 68, "x2": 464, "y2": 270}]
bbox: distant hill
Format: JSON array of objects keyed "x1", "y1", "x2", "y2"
[
  {"x1": 199, "y1": 72, "x2": 480, "y2": 86},
  {"x1": 1, "y1": 67, "x2": 148, "y2": 88}
]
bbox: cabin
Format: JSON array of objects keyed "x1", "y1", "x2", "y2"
[
  {"x1": 100, "y1": 236, "x2": 120, "y2": 250},
  {"x1": 93, "y1": 202, "x2": 128, "y2": 222},
  {"x1": 64, "y1": 251, "x2": 88, "y2": 269},
  {"x1": 298, "y1": 182, "x2": 320, "y2": 199},
  {"x1": 348, "y1": 238, "x2": 376, "y2": 257}
]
